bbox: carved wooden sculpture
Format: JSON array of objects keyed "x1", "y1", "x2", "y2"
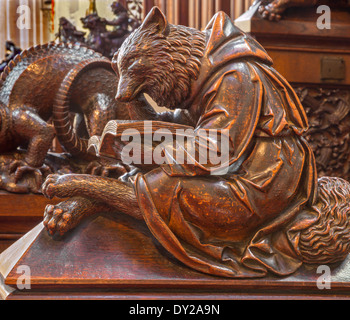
[
  {"x1": 57, "y1": 17, "x2": 86, "y2": 44},
  {"x1": 58, "y1": 1, "x2": 141, "y2": 59},
  {"x1": 236, "y1": 2, "x2": 350, "y2": 183},
  {"x1": 103, "y1": 1, "x2": 141, "y2": 38},
  {"x1": 297, "y1": 88, "x2": 350, "y2": 181},
  {"x1": 0, "y1": 41, "x2": 22, "y2": 73},
  {"x1": 0, "y1": 42, "x2": 130, "y2": 193},
  {"x1": 258, "y1": 0, "x2": 350, "y2": 21},
  {"x1": 42, "y1": 8, "x2": 350, "y2": 279}
]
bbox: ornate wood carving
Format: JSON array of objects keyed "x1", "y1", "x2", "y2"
[
  {"x1": 296, "y1": 87, "x2": 350, "y2": 181},
  {"x1": 0, "y1": 42, "x2": 131, "y2": 194},
  {"x1": 57, "y1": 1, "x2": 142, "y2": 59},
  {"x1": 0, "y1": 42, "x2": 22, "y2": 73},
  {"x1": 36, "y1": 8, "x2": 350, "y2": 279},
  {"x1": 258, "y1": 0, "x2": 350, "y2": 21},
  {"x1": 1, "y1": 4, "x2": 350, "y2": 300}
]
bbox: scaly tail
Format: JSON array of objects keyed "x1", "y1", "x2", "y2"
[
  {"x1": 298, "y1": 177, "x2": 350, "y2": 264},
  {"x1": 53, "y1": 59, "x2": 113, "y2": 159}
]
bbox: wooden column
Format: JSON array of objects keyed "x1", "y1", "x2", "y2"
[
  {"x1": 166, "y1": 0, "x2": 174, "y2": 23},
  {"x1": 0, "y1": 0, "x2": 7, "y2": 59},
  {"x1": 143, "y1": 0, "x2": 155, "y2": 17},
  {"x1": 142, "y1": 0, "x2": 254, "y2": 27},
  {"x1": 0, "y1": 0, "x2": 51, "y2": 56},
  {"x1": 215, "y1": 0, "x2": 231, "y2": 16},
  {"x1": 6, "y1": 0, "x2": 20, "y2": 45},
  {"x1": 175, "y1": 0, "x2": 188, "y2": 26}
]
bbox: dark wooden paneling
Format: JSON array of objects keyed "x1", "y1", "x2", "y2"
[
  {"x1": 0, "y1": 192, "x2": 63, "y2": 253},
  {"x1": 143, "y1": 0, "x2": 254, "y2": 27}
]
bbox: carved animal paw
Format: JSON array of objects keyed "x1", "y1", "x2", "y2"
[
  {"x1": 42, "y1": 174, "x2": 79, "y2": 199},
  {"x1": 9, "y1": 160, "x2": 52, "y2": 190},
  {"x1": 44, "y1": 203, "x2": 80, "y2": 236},
  {"x1": 85, "y1": 161, "x2": 128, "y2": 178}
]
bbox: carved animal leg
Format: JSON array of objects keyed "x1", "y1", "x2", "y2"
[
  {"x1": 83, "y1": 100, "x2": 130, "y2": 178},
  {"x1": 84, "y1": 160, "x2": 130, "y2": 178},
  {"x1": 42, "y1": 174, "x2": 143, "y2": 221},
  {"x1": 44, "y1": 197, "x2": 112, "y2": 236},
  {"x1": 85, "y1": 99, "x2": 117, "y2": 138},
  {"x1": 10, "y1": 108, "x2": 55, "y2": 187}
]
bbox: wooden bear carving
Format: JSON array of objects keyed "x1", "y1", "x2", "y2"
[{"x1": 42, "y1": 8, "x2": 350, "y2": 278}]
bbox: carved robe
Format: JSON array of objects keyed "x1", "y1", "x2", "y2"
[{"x1": 133, "y1": 13, "x2": 318, "y2": 278}]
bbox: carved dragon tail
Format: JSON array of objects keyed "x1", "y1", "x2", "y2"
[
  {"x1": 298, "y1": 177, "x2": 350, "y2": 264},
  {"x1": 53, "y1": 59, "x2": 114, "y2": 158}
]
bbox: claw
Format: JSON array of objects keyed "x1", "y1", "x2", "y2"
[
  {"x1": 8, "y1": 160, "x2": 52, "y2": 190},
  {"x1": 42, "y1": 182, "x2": 54, "y2": 199},
  {"x1": 45, "y1": 204, "x2": 54, "y2": 214},
  {"x1": 48, "y1": 218, "x2": 57, "y2": 235},
  {"x1": 43, "y1": 205, "x2": 54, "y2": 228},
  {"x1": 91, "y1": 166, "x2": 102, "y2": 176},
  {"x1": 47, "y1": 208, "x2": 63, "y2": 235},
  {"x1": 42, "y1": 174, "x2": 60, "y2": 199},
  {"x1": 85, "y1": 161, "x2": 127, "y2": 178},
  {"x1": 62, "y1": 213, "x2": 72, "y2": 221},
  {"x1": 57, "y1": 220, "x2": 69, "y2": 236},
  {"x1": 101, "y1": 168, "x2": 110, "y2": 177},
  {"x1": 43, "y1": 202, "x2": 78, "y2": 237},
  {"x1": 44, "y1": 204, "x2": 54, "y2": 219},
  {"x1": 53, "y1": 208, "x2": 63, "y2": 218}
]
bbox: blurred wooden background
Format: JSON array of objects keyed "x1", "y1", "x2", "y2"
[
  {"x1": 0, "y1": 0, "x2": 52, "y2": 59},
  {"x1": 0, "y1": 0, "x2": 255, "y2": 59},
  {"x1": 143, "y1": 0, "x2": 255, "y2": 29}
]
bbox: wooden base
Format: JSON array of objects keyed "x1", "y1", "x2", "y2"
[{"x1": 1, "y1": 211, "x2": 350, "y2": 300}]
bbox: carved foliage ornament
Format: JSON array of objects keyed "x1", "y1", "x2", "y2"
[
  {"x1": 258, "y1": 0, "x2": 350, "y2": 21},
  {"x1": 297, "y1": 87, "x2": 350, "y2": 181}
]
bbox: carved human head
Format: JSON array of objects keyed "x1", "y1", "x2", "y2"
[
  {"x1": 111, "y1": 1, "x2": 127, "y2": 15},
  {"x1": 81, "y1": 13, "x2": 100, "y2": 29}
]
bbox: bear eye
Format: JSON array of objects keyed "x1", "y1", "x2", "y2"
[{"x1": 127, "y1": 57, "x2": 136, "y2": 66}]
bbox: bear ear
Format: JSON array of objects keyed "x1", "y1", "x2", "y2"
[
  {"x1": 140, "y1": 7, "x2": 169, "y2": 34},
  {"x1": 111, "y1": 49, "x2": 120, "y2": 74},
  {"x1": 112, "y1": 49, "x2": 119, "y2": 65}
]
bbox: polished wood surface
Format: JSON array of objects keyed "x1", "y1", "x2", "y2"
[
  {"x1": 236, "y1": 2, "x2": 350, "y2": 182},
  {"x1": 9, "y1": 7, "x2": 345, "y2": 283},
  {"x1": 1, "y1": 4, "x2": 350, "y2": 299},
  {"x1": 2, "y1": 213, "x2": 350, "y2": 300}
]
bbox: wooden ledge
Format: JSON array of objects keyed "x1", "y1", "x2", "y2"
[{"x1": 1, "y1": 212, "x2": 350, "y2": 300}]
